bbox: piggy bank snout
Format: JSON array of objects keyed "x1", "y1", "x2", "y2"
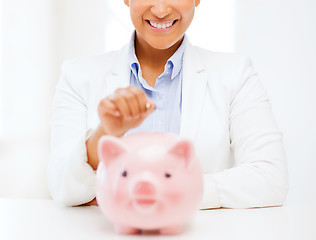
[{"x1": 133, "y1": 181, "x2": 156, "y2": 196}]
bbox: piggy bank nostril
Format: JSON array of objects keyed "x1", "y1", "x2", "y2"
[{"x1": 134, "y1": 181, "x2": 156, "y2": 195}]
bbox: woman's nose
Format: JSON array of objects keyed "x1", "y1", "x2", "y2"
[{"x1": 150, "y1": 0, "x2": 172, "y2": 19}]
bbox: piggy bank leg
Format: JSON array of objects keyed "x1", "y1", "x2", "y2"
[
  {"x1": 160, "y1": 225, "x2": 184, "y2": 235},
  {"x1": 114, "y1": 224, "x2": 138, "y2": 235}
]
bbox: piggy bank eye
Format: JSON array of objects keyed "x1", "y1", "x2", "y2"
[
  {"x1": 165, "y1": 173, "x2": 172, "y2": 178},
  {"x1": 122, "y1": 171, "x2": 128, "y2": 177}
]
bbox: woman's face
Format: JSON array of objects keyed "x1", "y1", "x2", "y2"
[{"x1": 124, "y1": 0, "x2": 200, "y2": 50}]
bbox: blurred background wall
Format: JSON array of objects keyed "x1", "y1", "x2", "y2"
[
  {"x1": 235, "y1": 0, "x2": 316, "y2": 204},
  {"x1": 0, "y1": 0, "x2": 315, "y2": 204},
  {"x1": 0, "y1": 0, "x2": 55, "y2": 198},
  {"x1": 0, "y1": 0, "x2": 109, "y2": 198}
]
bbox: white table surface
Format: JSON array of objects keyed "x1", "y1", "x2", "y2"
[{"x1": 1, "y1": 199, "x2": 315, "y2": 240}]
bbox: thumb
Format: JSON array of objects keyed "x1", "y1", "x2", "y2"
[
  {"x1": 141, "y1": 99, "x2": 156, "y2": 118},
  {"x1": 146, "y1": 99, "x2": 156, "y2": 112}
]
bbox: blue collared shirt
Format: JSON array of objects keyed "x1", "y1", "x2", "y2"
[{"x1": 126, "y1": 32, "x2": 185, "y2": 135}]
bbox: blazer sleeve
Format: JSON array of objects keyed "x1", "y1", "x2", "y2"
[
  {"x1": 47, "y1": 61, "x2": 96, "y2": 206},
  {"x1": 200, "y1": 56, "x2": 289, "y2": 209}
]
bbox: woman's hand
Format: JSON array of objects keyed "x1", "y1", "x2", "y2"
[
  {"x1": 98, "y1": 86, "x2": 156, "y2": 137},
  {"x1": 86, "y1": 86, "x2": 155, "y2": 170}
]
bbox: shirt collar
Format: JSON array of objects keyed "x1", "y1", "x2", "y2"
[
  {"x1": 168, "y1": 35, "x2": 186, "y2": 79},
  {"x1": 127, "y1": 31, "x2": 186, "y2": 80},
  {"x1": 128, "y1": 31, "x2": 140, "y2": 79}
]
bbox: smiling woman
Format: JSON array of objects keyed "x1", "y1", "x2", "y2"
[{"x1": 47, "y1": 0, "x2": 288, "y2": 211}]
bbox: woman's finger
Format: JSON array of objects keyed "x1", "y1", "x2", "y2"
[
  {"x1": 129, "y1": 86, "x2": 148, "y2": 114},
  {"x1": 109, "y1": 91, "x2": 131, "y2": 119},
  {"x1": 98, "y1": 97, "x2": 120, "y2": 117},
  {"x1": 129, "y1": 86, "x2": 156, "y2": 115},
  {"x1": 118, "y1": 87, "x2": 142, "y2": 118}
]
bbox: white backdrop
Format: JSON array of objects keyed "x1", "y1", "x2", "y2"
[
  {"x1": 0, "y1": 0, "x2": 315, "y2": 204},
  {"x1": 0, "y1": 0, "x2": 109, "y2": 198},
  {"x1": 235, "y1": 0, "x2": 316, "y2": 204},
  {"x1": 0, "y1": 0, "x2": 55, "y2": 198}
]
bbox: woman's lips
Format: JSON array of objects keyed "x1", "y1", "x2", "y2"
[{"x1": 146, "y1": 19, "x2": 178, "y2": 32}]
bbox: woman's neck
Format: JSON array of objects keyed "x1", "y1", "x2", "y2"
[{"x1": 135, "y1": 34, "x2": 184, "y2": 68}]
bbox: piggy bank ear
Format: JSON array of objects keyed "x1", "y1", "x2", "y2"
[
  {"x1": 97, "y1": 135, "x2": 127, "y2": 168},
  {"x1": 168, "y1": 140, "x2": 194, "y2": 169}
]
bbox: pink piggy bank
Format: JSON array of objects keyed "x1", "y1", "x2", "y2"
[{"x1": 96, "y1": 132, "x2": 203, "y2": 235}]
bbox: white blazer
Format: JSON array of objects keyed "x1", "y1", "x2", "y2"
[{"x1": 47, "y1": 39, "x2": 288, "y2": 208}]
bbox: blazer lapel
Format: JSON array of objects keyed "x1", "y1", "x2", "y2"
[
  {"x1": 179, "y1": 41, "x2": 207, "y2": 141},
  {"x1": 104, "y1": 44, "x2": 131, "y2": 96}
]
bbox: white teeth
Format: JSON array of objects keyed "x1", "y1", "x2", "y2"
[{"x1": 149, "y1": 21, "x2": 174, "y2": 29}]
